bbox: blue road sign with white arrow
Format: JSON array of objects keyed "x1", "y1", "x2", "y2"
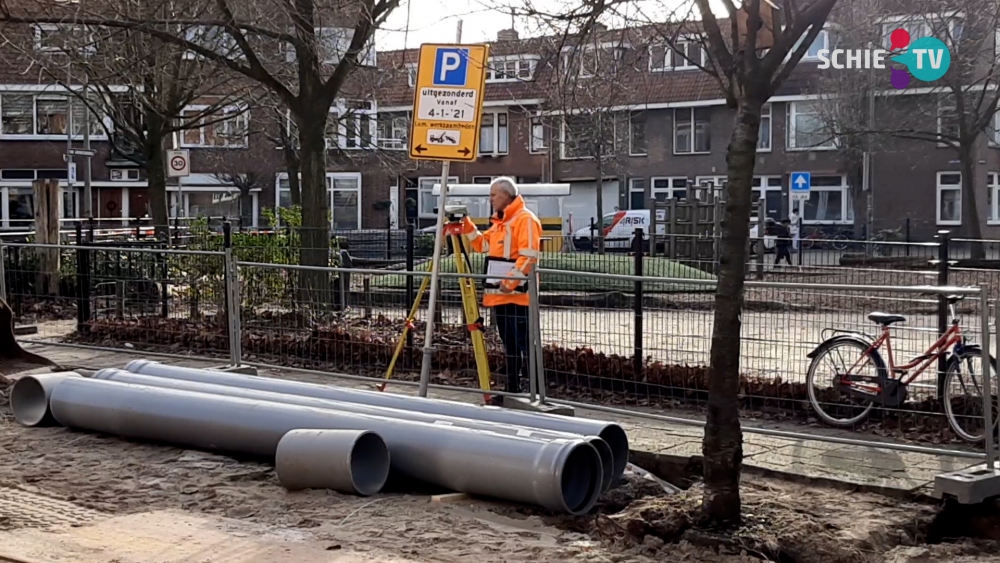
[{"x1": 791, "y1": 172, "x2": 811, "y2": 192}]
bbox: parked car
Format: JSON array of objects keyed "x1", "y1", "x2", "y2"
[{"x1": 571, "y1": 210, "x2": 775, "y2": 254}]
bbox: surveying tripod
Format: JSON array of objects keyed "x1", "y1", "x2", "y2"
[{"x1": 379, "y1": 212, "x2": 493, "y2": 403}]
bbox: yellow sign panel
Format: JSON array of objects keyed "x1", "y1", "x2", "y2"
[{"x1": 408, "y1": 43, "x2": 489, "y2": 162}]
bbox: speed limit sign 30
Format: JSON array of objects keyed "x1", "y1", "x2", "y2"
[{"x1": 166, "y1": 149, "x2": 190, "y2": 178}]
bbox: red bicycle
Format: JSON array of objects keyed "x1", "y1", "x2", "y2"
[{"x1": 805, "y1": 295, "x2": 998, "y2": 442}]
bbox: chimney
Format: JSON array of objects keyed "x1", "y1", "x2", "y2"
[{"x1": 497, "y1": 29, "x2": 519, "y2": 41}]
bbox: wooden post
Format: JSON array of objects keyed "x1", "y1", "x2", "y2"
[
  {"x1": 32, "y1": 179, "x2": 61, "y2": 295},
  {"x1": 668, "y1": 198, "x2": 677, "y2": 259}
]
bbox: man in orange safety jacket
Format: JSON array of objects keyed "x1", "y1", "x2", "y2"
[{"x1": 459, "y1": 177, "x2": 541, "y2": 405}]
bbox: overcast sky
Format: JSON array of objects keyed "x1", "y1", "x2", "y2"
[{"x1": 375, "y1": 0, "x2": 728, "y2": 52}]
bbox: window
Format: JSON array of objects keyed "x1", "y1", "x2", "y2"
[
  {"x1": 651, "y1": 177, "x2": 689, "y2": 201},
  {"x1": 753, "y1": 176, "x2": 784, "y2": 220},
  {"x1": 986, "y1": 111, "x2": 1000, "y2": 147},
  {"x1": 695, "y1": 176, "x2": 726, "y2": 189},
  {"x1": 792, "y1": 175, "x2": 853, "y2": 224},
  {"x1": 800, "y1": 29, "x2": 830, "y2": 60},
  {"x1": 418, "y1": 176, "x2": 459, "y2": 218},
  {"x1": 33, "y1": 24, "x2": 95, "y2": 55},
  {"x1": 179, "y1": 106, "x2": 248, "y2": 148},
  {"x1": 485, "y1": 56, "x2": 539, "y2": 82},
  {"x1": 989, "y1": 172, "x2": 1000, "y2": 223},
  {"x1": 275, "y1": 172, "x2": 362, "y2": 229},
  {"x1": 787, "y1": 101, "x2": 835, "y2": 150},
  {"x1": 564, "y1": 43, "x2": 628, "y2": 78},
  {"x1": 530, "y1": 114, "x2": 547, "y2": 153},
  {"x1": 882, "y1": 16, "x2": 963, "y2": 50},
  {"x1": 561, "y1": 115, "x2": 590, "y2": 159},
  {"x1": 342, "y1": 102, "x2": 373, "y2": 149},
  {"x1": 285, "y1": 27, "x2": 376, "y2": 66},
  {"x1": 377, "y1": 112, "x2": 409, "y2": 150},
  {"x1": 479, "y1": 112, "x2": 508, "y2": 155},
  {"x1": 0, "y1": 92, "x2": 106, "y2": 138},
  {"x1": 406, "y1": 64, "x2": 418, "y2": 87},
  {"x1": 182, "y1": 25, "x2": 241, "y2": 60},
  {"x1": 629, "y1": 178, "x2": 646, "y2": 209},
  {"x1": 937, "y1": 96, "x2": 958, "y2": 147},
  {"x1": 758, "y1": 103, "x2": 772, "y2": 151},
  {"x1": 937, "y1": 172, "x2": 962, "y2": 225},
  {"x1": 629, "y1": 111, "x2": 647, "y2": 155},
  {"x1": 472, "y1": 176, "x2": 494, "y2": 184},
  {"x1": 650, "y1": 38, "x2": 707, "y2": 70},
  {"x1": 674, "y1": 107, "x2": 711, "y2": 154}
]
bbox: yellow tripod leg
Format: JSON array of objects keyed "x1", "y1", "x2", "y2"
[
  {"x1": 379, "y1": 274, "x2": 430, "y2": 391},
  {"x1": 451, "y1": 234, "x2": 493, "y2": 402}
]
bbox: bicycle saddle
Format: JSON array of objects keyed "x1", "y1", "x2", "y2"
[{"x1": 868, "y1": 312, "x2": 907, "y2": 326}]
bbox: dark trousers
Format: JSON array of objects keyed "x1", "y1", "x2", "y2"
[
  {"x1": 775, "y1": 244, "x2": 792, "y2": 265},
  {"x1": 494, "y1": 303, "x2": 529, "y2": 394}
]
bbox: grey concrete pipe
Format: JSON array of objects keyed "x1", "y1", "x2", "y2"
[
  {"x1": 93, "y1": 368, "x2": 615, "y2": 492},
  {"x1": 276, "y1": 429, "x2": 390, "y2": 496},
  {"x1": 9, "y1": 372, "x2": 81, "y2": 427},
  {"x1": 48, "y1": 377, "x2": 603, "y2": 514},
  {"x1": 123, "y1": 360, "x2": 630, "y2": 480}
]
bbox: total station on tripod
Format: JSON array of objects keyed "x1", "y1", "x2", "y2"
[{"x1": 432, "y1": 204, "x2": 469, "y2": 222}]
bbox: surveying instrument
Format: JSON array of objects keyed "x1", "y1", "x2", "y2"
[{"x1": 379, "y1": 204, "x2": 493, "y2": 403}]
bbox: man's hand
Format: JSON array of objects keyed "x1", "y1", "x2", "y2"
[{"x1": 499, "y1": 283, "x2": 514, "y2": 294}]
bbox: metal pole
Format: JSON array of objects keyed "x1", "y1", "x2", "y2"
[
  {"x1": 0, "y1": 239, "x2": 7, "y2": 303},
  {"x1": 982, "y1": 286, "x2": 996, "y2": 469},
  {"x1": 418, "y1": 20, "x2": 463, "y2": 398},
  {"x1": 527, "y1": 264, "x2": 539, "y2": 403}
]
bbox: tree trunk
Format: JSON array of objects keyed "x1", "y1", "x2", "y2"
[
  {"x1": 959, "y1": 143, "x2": 985, "y2": 259},
  {"x1": 145, "y1": 109, "x2": 170, "y2": 241},
  {"x1": 702, "y1": 100, "x2": 760, "y2": 528},
  {"x1": 295, "y1": 110, "x2": 331, "y2": 301}
]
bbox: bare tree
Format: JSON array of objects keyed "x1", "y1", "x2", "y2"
[
  {"x1": 546, "y1": 22, "x2": 651, "y2": 253},
  {"x1": 0, "y1": 11, "x2": 249, "y2": 235},
  {"x1": 1, "y1": 0, "x2": 401, "y2": 281},
  {"x1": 514, "y1": 0, "x2": 838, "y2": 527}
]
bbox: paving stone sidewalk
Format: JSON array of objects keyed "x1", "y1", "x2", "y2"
[{"x1": 18, "y1": 341, "x2": 983, "y2": 497}]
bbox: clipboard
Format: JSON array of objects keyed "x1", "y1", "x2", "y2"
[{"x1": 483, "y1": 257, "x2": 527, "y2": 292}]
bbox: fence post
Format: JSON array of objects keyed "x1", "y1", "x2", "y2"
[
  {"x1": 527, "y1": 263, "x2": 544, "y2": 404},
  {"x1": 936, "y1": 229, "x2": 951, "y2": 378},
  {"x1": 75, "y1": 223, "x2": 91, "y2": 333},
  {"x1": 0, "y1": 239, "x2": 7, "y2": 304},
  {"x1": 222, "y1": 221, "x2": 242, "y2": 367},
  {"x1": 405, "y1": 225, "x2": 415, "y2": 362},
  {"x1": 905, "y1": 218, "x2": 911, "y2": 257},
  {"x1": 756, "y1": 199, "x2": 766, "y2": 279},
  {"x1": 632, "y1": 228, "x2": 644, "y2": 379},
  {"x1": 980, "y1": 286, "x2": 996, "y2": 468}
]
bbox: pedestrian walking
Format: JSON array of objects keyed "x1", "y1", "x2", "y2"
[{"x1": 774, "y1": 218, "x2": 793, "y2": 265}]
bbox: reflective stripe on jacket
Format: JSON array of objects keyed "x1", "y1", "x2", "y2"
[{"x1": 461, "y1": 195, "x2": 541, "y2": 307}]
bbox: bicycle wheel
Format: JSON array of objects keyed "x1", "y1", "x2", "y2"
[
  {"x1": 942, "y1": 348, "x2": 999, "y2": 442},
  {"x1": 832, "y1": 233, "x2": 850, "y2": 251},
  {"x1": 802, "y1": 237, "x2": 815, "y2": 251},
  {"x1": 806, "y1": 337, "x2": 882, "y2": 427}
]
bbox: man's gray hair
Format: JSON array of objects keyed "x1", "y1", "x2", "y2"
[{"x1": 491, "y1": 176, "x2": 519, "y2": 197}]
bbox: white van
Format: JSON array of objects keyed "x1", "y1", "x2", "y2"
[{"x1": 570, "y1": 210, "x2": 774, "y2": 253}]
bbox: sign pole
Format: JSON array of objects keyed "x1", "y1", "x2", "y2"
[{"x1": 418, "y1": 21, "x2": 467, "y2": 398}]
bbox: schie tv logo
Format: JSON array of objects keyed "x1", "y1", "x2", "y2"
[{"x1": 815, "y1": 28, "x2": 951, "y2": 89}]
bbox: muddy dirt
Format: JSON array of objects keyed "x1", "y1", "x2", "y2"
[{"x1": 0, "y1": 375, "x2": 998, "y2": 562}]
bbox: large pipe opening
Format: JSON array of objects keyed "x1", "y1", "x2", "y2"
[
  {"x1": 587, "y1": 438, "x2": 614, "y2": 493},
  {"x1": 560, "y1": 443, "x2": 601, "y2": 515},
  {"x1": 599, "y1": 425, "x2": 630, "y2": 480},
  {"x1": 351, "y1": 432, "x2": 391, "y2": 496},
  {"x1": 10, "y1": 376, "x2": 49, "y2": 427}
]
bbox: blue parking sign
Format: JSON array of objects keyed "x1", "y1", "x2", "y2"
[{"x1": 433, "y1": 48, "x2": 469, "y2": 86}]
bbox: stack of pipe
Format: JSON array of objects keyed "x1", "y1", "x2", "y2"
[{"x1": 9, "y1": 361, "x2": 630, "y2": 516}]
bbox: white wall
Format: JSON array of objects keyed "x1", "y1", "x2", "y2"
[{"x1": 563, "y1": 181, "x2": 620, "y2": 232}]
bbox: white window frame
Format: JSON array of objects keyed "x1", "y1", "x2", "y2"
[
  {"x1": 274, "y1": 171, "x2": 363, "y2": 229},
  {"x1": 560, "y1": 115, "x2": 590, "y2": 160},
  {"x1": 800, "y1": 29, "x2": 830, "y2": 61},
  {"x1": 338, "y1": 100, "x2": 377, "y2": 150},
  {"x1": 376, "y1": 111, "x2": 409, "y2": 150},
  {"x1": 650, "y1": 177, "x2": 690, "y2": 200},
  {"x1": 787, "y1": 101, "x2": 837, "y2": 151},
  {"x1": 757, "y1": 103, "x2": 772, "y2": 152},
  {"x1": 181, "y1": 25, "x2": 243, "y2": 61},
  {"x1": 479, "y1": 111, "x2": 509, "y2": 156},
  {"x1": 167, "y1": 176, "x2": 260, "y2": 227},
  {"x1": 790, "y1": 174, "x2": 853, "y2": 225},
  {"x1": 989, "y1": 172, "x2": 1000, "y2": 224},
  {"x1": 485, "y1": 55, "x2": 539, "y2": 82},
  {"x1": 752, "y1": 176, "x2": 783, "y2": 218},
  {"x1": 406, "y1": 63, "x2": 418, "y2": 87},
  {"x1": 880, "y1": 14, "x2": 964, "y2": 50},
  {"x1": 33, "y1": 23, "x2": 96, "y2": 56},
  {"x1": 673, "y1": 107, "x2": 711, "y2": 155},
  {"x1": 562, "y1": 41, "x2": 630, "y2": 78},
  {"x1": 936, "y1": 171, "x2": 962, "y2": 226},
  {"x1": 418, "y1": 176, "x2": 459, "y2": 219},
  {"x1": 937, "y1": 96, "x2": 958, "y2": 148},
  {"x1": 178, "y1": 104, "x2": 249, "y2": 149},
  {"x1": 0, "y1": 91, "x2": 111, "y2": 141},
  {"x1": 694, "y1": 176, "x2": 727, "y2": 189},
  {"x1": 665, "y1": 37, "x2": 708, "y2": 70},
  {"x1": 987, "y1": 111, "x2": 1000, "y2": 147},
  {"x1": 529, "y1": 112, "x2": 547, "y2": 154}
]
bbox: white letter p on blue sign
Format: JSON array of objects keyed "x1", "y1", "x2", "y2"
[{"x1": 433, "y1": 48, "x2": 469, "y2": 86}]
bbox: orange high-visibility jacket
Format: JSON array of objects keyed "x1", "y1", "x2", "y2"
[{"x1": 460, "y1": 195, "x2": 542, "y2": 307}]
